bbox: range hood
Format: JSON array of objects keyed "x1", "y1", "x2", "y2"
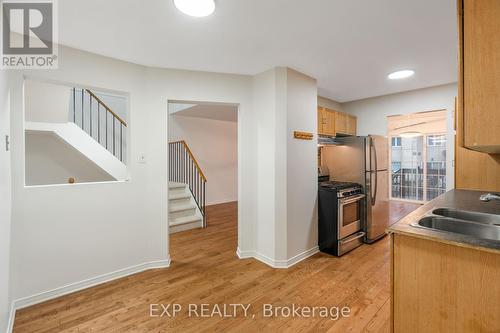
[{"x1": 318, "y1": 136, "x2": 343, "y2": 146}]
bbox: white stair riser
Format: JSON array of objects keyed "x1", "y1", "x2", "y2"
[
  {"x1": 170, "y1": 220, "x2": 203, "y2": 234},
  {"x1": 169, "y1": 197, "x2": 191, "y2": 205},
  {"x1": 169, "y1": 192, "x2": 190, "y2": 199},
  {"x1": 170, "y1": 216, "x2": 202, "y2": 227},
  {"x1": 169, "y1": 187, "x2": 188, "y2": 196},
  {"x1": 168, "y1": 182, "x2": 203, "y2": 233},
  {"x1": 169, "y1": 183, "x2": 187, "y2": 189},
  {"x1": 169, "y1": 208, "x2": 197, "y2": 219}
]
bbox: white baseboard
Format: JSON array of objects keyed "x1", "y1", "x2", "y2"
[
  {"x1": 7, "y1": 302, "x2": 15, "y2": 333},
  {"x1": 10, "y1": 258, "x2": 171, "y2": 318},
  {"x1": 286, "y1": 246, "x2": 319, "y2": 267},
  {"x1": 206, "y1": 199, "x2": 238, "y2": 206},
  {"x1": 236, "y1": 246, "x2": 319, "y2": 269},
  {"x1": 235, "y1": 247, "x2": 253, "y2": 259}
]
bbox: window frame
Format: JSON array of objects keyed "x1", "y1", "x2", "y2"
[{"x1": 389, "y1": 132, "x2": 447, "y2": 203}]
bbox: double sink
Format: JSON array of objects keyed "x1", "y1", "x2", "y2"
[{"x1": 412, "y1": 208, "x2": 500, "y2": 242}]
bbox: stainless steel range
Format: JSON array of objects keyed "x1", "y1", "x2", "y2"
[{"x1": 318, "y1": 181, "x2": 366, "y2": 256}]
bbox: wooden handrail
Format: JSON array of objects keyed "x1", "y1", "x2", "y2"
[
  {"x1": 169, "y1": 140, "x2": 207, "y2": 182},
  {"x1": 85, "y1": 89, "x2": 127, "y2": 127}
]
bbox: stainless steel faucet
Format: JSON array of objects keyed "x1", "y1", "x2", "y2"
[{"x1": 479, "y1": 193, "x2": 500, "y2": 202}]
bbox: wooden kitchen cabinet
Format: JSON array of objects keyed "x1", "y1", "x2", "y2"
[
  {"x1": 335, "y1": 112, "x2": 357, "y2": 136},
  {"x1": 455, "y1": 0, "x2": 500, "y2": 191},
  {"x1": 460, "y1": 0, "x2": 500, "y2": 153},
  {"x1": 346, "y1": 115, "x2": 357, "y2": 136},
  {"x1": 325, "y1": 109, "x2": 336, "y2": 135},
  {"x1": 317, "y1": 107, "x2": 336, "y2": 136},
  {"x1": 317, "y1": 107, "x2": 357, "y2": 136},
  {"x1": 317, "y1": 108, "x2": 324, "y2": 134},
  {"x1": 391, "y1": 233, "x2": 500, "y2": 332},
  {"x1": 334, "y1": 111, "x2": 347, "y2": 135}
]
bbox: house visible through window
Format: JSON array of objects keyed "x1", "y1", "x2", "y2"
[
  {"x1": 391, "y1": 137, "x2": 402, "y2": 147},
  {"x1": 426, "y1": 134, "x2": 447, "y2": 200},
  {"x1": 390, "y1": 136, "x2": 424, "y2": 201}
]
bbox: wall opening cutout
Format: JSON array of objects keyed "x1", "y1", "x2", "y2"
[
  {"x1": 24, "y1": 79, "x2": 129, "y2": 186},
  {"x1": 167, "y1": 101, "x2": 238, "y2": 237}
]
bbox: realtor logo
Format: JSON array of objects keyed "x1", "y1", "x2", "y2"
[{"x1": 2, "y1": 0, "x2": 58, "y2": 69}]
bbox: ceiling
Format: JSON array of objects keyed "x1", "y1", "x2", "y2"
[
  {"x1": 59, "y1": 0, "x2": 458, "y2": 102},
  {"x1": 169, "y1": 103, "x2": 238, "y2": 122}
]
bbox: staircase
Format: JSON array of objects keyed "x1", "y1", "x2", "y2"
[
  {"x1": 25, "y1": 121, "x2": 127, "y2": 180},
  {"x1": 70, "y1": 88, "x2": 127, "y2": 162},
  {"x1": 169, "y1": 141, "x2": 207, "y2": 233},
  {"x1": 169, "y1": 182, "x2": 203, "y2": 233},
  {"x1": 25, "y1": 87, "x2": 127, "y2": 183}
]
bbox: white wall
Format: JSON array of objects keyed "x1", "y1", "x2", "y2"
[
  {"x1": 342, "y1": 83, "x2": 457, "y2": 136},
  {"x1": 318, "y1": 96, "x2": 342, "y2": 111},
  {"x1": 24, "y1": 80, "x2": 71, "y2": 123},
  {"x1": 252, "y1": 68, "x2": 278, "y2": 260},
  {"x1": 169, "y1": 114, "x2": 237, "y2": 205},
  {"x1": 286, "y1": 69, "x2": 318, "y2": 259},
  {"x1": 0, "y1": 71, "x2": 12, "y2": 333},
  {"x1": 8, "y1": 45, "x2": 257, "y2": 305},
  {"x1": 25, "y1": 131, "x2": 114, "y2": 186},
  {"x1": 342, "y1": 83, "x2": 457, "y2": 190},
  {"x1": 251, "y1": 68, "x2": 318, "y2": 264},
  {"x1": 94, "y1": 91, "x2": 127, "y2": 121}
]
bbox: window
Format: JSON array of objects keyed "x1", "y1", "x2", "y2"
[
  {"x1": 426, "y1": 135, "x2": 447, "y2": 200},
  {"x1": 391, "y1": 136, "x2": 424, "y2": 201},
  {"x1": 427, "y1": 135, "x2": 446, "y2": 146},
  {"x1": 391, "y1": 137, "x2": 402, "y2": 147},
  {"x1": 390, "y1": 134, "x2": 447, "y2": 202}
]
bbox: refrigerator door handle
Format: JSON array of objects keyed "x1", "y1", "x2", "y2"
[{"x1": 369, "y1": 136, "x2": 378, "y2": 206}]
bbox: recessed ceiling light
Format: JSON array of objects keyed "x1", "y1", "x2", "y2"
[
  {"x1": 174, "y1": 0, "x2": 215, "y2": 17},
  {"x1": 388, "y1": 70, "x2": 415, "y2": 80}
]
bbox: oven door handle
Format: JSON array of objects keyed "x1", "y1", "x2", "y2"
[
  {"x1": 339, "y1": 231, "x2": 366, "y2": 244},
  {"x1": 339, "y1": 194, "x2": 366, "y2": 205}
]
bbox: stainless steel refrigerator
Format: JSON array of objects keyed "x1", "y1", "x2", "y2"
[{"x1": 321, "y1": 135, "x2": 389, "y2": 243}]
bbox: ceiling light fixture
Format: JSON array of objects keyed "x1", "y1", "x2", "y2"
[
  {"x1": 173, "y1": 0, "x2": 215, "y2": 17},
  {"x1": 388, "y1": 70, "x2": 415, "y2": 80}
]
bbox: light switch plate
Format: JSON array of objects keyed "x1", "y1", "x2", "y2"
[{"x1": 139, "y1": 153, "x2": 146, "y2": 164}]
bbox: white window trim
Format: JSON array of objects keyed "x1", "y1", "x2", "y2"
[{"x1": 389, "y1": 132, "x2": 447, "y2": 203}]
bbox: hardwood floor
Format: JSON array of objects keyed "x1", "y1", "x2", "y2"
[
  {"x1": 389, "y1": 201, "x2": 422, "y2": 225},
  {"x1": 13, "y1": 201, "x2": 406, "y2": 333}
]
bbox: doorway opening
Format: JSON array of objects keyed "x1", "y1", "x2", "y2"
[{"x1": 167, "y1": 101, "x2": 239, "y2": 256}]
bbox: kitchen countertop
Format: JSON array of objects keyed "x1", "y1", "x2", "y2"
[{"x1": 387, "y1": 189, "x2": 500, "y2": 254}]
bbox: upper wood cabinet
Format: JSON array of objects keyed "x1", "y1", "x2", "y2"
[
  {"x1": 317, "y1": 108, "x2": 324, "y2": 134},
  {"x1": 460, "y1": 0, "x2": 500, "y2": 153},
  {"x1": 335, "y1": 112, "x2": 347, "y2": 135},
  {"x1": 346, "y1": 115, "x2": 357, "y2": 136},
  {"x1": 318, "y1": 107, "x2": 336, "y2": 136},
  {"x1": 455, "y1": 0, "x2": 500, "y2": 191},
  {"x1": 317, "y1": 107, "x2": 357, "y2": 136},
  {"x1": 334, "y1": 111, "x2": 357, "y2": 136}
]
